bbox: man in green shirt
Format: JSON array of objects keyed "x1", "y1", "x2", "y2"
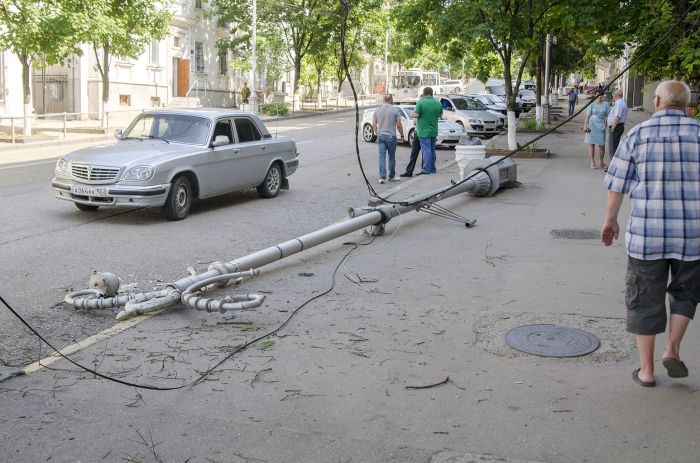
[{"x1": 413, "y1": 87, "x2": 443, "y2": 174}]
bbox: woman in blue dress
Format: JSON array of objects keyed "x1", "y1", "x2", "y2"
[{"x1": 583, "y1": 93, "x2": 609, "y2": 169}]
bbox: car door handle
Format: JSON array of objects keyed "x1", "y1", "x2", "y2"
[
  {"x1": 233, "y1": 149, "x2": 240, "y2": 154},
  {"x1": 261, "y1": 146, "x2": 268, "y2": 151}
]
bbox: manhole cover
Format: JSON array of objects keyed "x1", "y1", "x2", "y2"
[
  {"x1": 505, "y1": 324, "x2": 600, "y2": 357},
  {"x1": 551, "y1": 229, "x2": 599, "y2": 240}
]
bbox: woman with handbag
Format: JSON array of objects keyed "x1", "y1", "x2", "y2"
[{"x1": 583, "y1": 93, "x2": 610, "y2": 169}]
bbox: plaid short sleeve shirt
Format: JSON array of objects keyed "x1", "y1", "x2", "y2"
[{"x1": 604, "y1": 109, "x2": 700, "y2": 261}]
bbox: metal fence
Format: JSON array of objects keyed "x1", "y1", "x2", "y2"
[{"x1": 0, "y1": 94, "x2": 383, "y2": 144}]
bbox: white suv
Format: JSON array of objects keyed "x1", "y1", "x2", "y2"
[{"x1": 441, "y1": 80, "x2": 464, "y2": 93}]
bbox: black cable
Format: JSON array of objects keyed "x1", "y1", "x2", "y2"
[{"x1": 0, "y1": 239, "x2": 373, "y2": 390}]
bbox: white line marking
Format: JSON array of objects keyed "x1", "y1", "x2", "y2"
[
  {"x1": 296, "y1": 140, "x2": 314, "y2": 145},
  {"x1": 0, "y1": 159, "x2": 57, "y2": 170},
  {"x1": 23, "y1": 310, "x2": 162, "y2": 374}
]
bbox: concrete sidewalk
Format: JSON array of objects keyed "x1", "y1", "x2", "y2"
[{"x1": 3, "y1": 101, "x2": 697, "y2": 463}]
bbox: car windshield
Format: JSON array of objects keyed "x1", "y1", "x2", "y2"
[
  {"x1": 519, "y1": 90, "x2": 535, "y2": 97},
  {"x1": 474, "y1": 95, "x2": 495, "y2": 105},
  {"x1": 123, "y1": 113, "x2": 212, "y2": 145},
  {"x1": 450, "y1": 97, "x2": 480, "y2": 111},
  {"x1": 402, "y1": 107, "x2": 416, "y2": 118}
]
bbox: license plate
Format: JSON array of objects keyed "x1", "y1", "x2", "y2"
[{"x1": 71, "y1": 185, "x2": 108, "y2": 197}]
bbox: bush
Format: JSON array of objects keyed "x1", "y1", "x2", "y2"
[
  {"x1": 519, "y1": 116, "x2": 544, "y2": 130},
  {"x1": 260, "y1": 103, "x2": 288, "y2": 116}
]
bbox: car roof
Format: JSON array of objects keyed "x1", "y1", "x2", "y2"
[{"x1": 143, "y1": 108, "x2": 259, "y2": 121}]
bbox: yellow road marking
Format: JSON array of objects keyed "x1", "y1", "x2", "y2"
[{"x1": 23, "y1": 310, "x2": 162, "y2": 374}]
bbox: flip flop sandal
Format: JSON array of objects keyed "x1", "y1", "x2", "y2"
[
  {"x1": 662, "y1": 357, "x2": 689, "y2": 378},
  {"x1": 632, "y1": 368, "x2": 656, "y2": 387}
]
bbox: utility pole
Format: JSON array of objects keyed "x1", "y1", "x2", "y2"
[{"x1": 250, "y1": 0, "x2": 258, "y2": 112}]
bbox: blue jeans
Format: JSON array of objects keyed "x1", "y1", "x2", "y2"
[
  {"x1": 377, "y1": 133, "x2": 397, "y2": 179},
  {"x1": 419, "y1": 137, "x2": 437, "y2": 173}
]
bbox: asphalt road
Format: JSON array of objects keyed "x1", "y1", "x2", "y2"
[{"x1": 0, "y1": 112, "x2": 446, "y2": 368}]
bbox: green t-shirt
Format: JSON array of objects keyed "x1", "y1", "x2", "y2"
[{"x1": 414, "y1": 96, "x2": 443, "y2": 138}]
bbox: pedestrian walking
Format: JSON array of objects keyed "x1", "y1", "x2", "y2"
[
  {"x1": 399, "y1": 135, "x2": 421, "y2": 177},
  {"x1": 607, "y1": 89, "x2": 628, "y2": 161},
  {"x1": 413, "y1": 87, "x2": 443, "y2": 174},
  {"x1": 372, "y1": 94, "x2": 404, "y2": 183},
  {"x1": 567, "y1": 87, "x2": 578, "y2": 116},
  {"x1": 601, "y1": 80, "x2": 700, "y2": 388},
  {"x1": 583, "y1": 93, "x2": 609, "y2": 169}
]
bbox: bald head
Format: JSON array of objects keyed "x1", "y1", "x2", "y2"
[
  {"x1": 383, "y1": 94, "x2": 394, "y2": 104},
  {"x1": 655, "y1": 80, "x2": 690, "y2": 110}
]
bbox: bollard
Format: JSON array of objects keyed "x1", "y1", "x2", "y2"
[{"x1": 11, "y1": 117, "x2": 16, "y2": 144}]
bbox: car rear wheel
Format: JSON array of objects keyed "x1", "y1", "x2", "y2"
[
  {"x1": 453, "y1": 87, "x2": 461, "y2": 93},
  {"x1": 162, "y1": 175, "x2": 192, "y2": 221},
  {"x1": 257, "y1": 163, "x2": 282, "y2": 198},
  {"x1": 362, "y1": 124, "x2": 376, "y2": 142},
  {"x1": 75, "y1": 203, "x2": 99, "y2": 212}
]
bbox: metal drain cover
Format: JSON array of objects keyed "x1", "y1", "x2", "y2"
[{"x1": 505, "y1": 324, "x2": 600, "y2": 357}]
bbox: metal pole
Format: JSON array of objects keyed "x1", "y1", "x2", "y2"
[
  {"x1": 11, "y1": 117, "x2": 16, "y2": 144},
  {"x1": 384, "y1": 30, "x2": 389, "y2": 93},
  {"x1": 543, "y1": 33, "x2": 552, "y2": 123},
  {"x1": 63, "y1": 112, "x2": 67, "y2": 138},
  {"x1": 249, "y1": 0, "x2": 258, "y2": 113}
]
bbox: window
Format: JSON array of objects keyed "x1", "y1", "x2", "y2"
[
  {"x1": 212, "y1": 119, "x2": 232, "y2": 144},
  {"x1": 149, "y1": 40, "x2": 159, "y2": 66},
  {"x1": 195, "y1": 0, "x2": 203, "y2": 9},
  {"x1": 150, "y1": 96, "x2": 161, "y2": 107},
  {"x1": 173, "y1": 36, "x2": 181, "y2": 48},
  {"x1": 218, "y1": 50, "x2": 228, "y2": 76},
  {"x1": 194, "y1": 42, "x2": 204, "y2": 73},
  {"x1": 234, "y1": 118, "x2": 261, "y2": 143},
  {"x1": 119, "y1": 94, "x2": 131, "y2": 106}
]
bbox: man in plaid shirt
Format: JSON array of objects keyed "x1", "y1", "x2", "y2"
[{"x1": 601, "y1": 80, "x2": 700, "y2": 388}]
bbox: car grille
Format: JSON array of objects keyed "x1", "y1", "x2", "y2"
[{"x1": 71, "y1": 164, "x2": 120, "y2": 183}]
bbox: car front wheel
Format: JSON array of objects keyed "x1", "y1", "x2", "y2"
[
  {"x1": 362, "y1": 124, "x2": 376, "y2": 142},
  {"x1": 257, "y1": 163, "x2": 282, "y2": 198},
  {"x1": 408, "y1": 129, "x2": 416, "y2": 146},
  {"x1": 162, "y1": 175, "x2": 192, "y2": 221},
  {"x1": 453, "y1": 87, "x2": 461, "y2": 93}
]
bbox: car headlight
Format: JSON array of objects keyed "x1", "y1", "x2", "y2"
[
  {"x1": 468, "y1": 119, "x2": 482, "y2": 124},
  {"x1": 122, "y1": 166, "x2": 154, "y2": 181},
  {"x1": 55, "y1": 158, "x2": 69, "y2": 177}
]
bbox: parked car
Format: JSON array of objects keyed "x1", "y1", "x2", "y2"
[
  {"x1": 484, "y1": 85, "x2": 523, "y2": 117},
  {"x1": 52, "y1": 109, "x2": 299, "y2": 220},
  {"x1": 436, "y1": 94, "x2": 505, "y2": 138},
  {"x1": 361, "y1": 105, "x2": 464, "y2": 147},
  {"x1": 518, "y1": 89, "x2": 536, "y2": 111},
  {"x1": 466, "y1": 93, "x2": 507, "y2": 116},
  {"x1": 441, "y1": 79, "x2": 464, "y2": 93}
]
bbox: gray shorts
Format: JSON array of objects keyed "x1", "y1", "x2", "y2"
[{"x1": 626, "y1": 257, "x2": 700, "y2": 335}]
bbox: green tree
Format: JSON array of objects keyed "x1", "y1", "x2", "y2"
[
  {"x1": 0, "y1": 0, "x2": 88, "y2": 135},
  {"x1": 81, "y1": 0, "x2": 171, "y2": 120}
]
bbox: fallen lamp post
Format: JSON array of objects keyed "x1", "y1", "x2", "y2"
[{"x1": 64, "y1": 157, "x2": 517, "y2": 321}]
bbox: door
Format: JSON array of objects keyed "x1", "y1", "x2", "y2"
[
  {"x1": 232, "y1": 117, "x2": 269, "y2": 188},
  {"x1": 176, "y1": 59, "x2": 190, "y2": 97},
  {"x1": 198, "y1": 118, "x2": 242, "y2": 197}
]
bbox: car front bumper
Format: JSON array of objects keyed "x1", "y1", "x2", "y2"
[{"x1": 52, "y1": 178, "x2": 171, "y2": 208}]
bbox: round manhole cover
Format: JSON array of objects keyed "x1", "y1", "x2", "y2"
[{"x1": 505, "y1": 324, "x2": 600, "y2": 357}]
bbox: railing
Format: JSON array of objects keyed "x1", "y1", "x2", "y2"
[
  {"x1": 0, "y1": 108, "x2": 152, "y2": 145},
  {"x1": 186, "y1": 79, "x2": 214, "y2": 106},
  {"x1": 0, "y1": 94, "x2": 383, "y2": 144}
]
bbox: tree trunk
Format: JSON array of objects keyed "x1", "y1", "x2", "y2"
[
  {"x1": 502, "y1": 53, "x2": 517, "y2": 150},
  {"x1": 21, "y1": 55, "x2": 32, "y2": 137},
  {"x1": 316, "y1": 67, "x2": 322, "y2": 103},
  {"x1": 293, "y1": 55, "x2": 302, "y2": 95},
  {"x1": 101, "y1": 44, "x2": 110, "y2": 128}
]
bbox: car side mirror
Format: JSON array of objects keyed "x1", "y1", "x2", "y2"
[
  {"x1": 212, "y1": 135, "x2": 230, "y2": 147},
  {"x1": 114, "y1": 129, "x2": 123, "y2": 139}
]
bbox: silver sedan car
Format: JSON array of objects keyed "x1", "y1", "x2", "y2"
[{"x1": 52, "y1": 109, "x2": 299, "y2": 220}]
